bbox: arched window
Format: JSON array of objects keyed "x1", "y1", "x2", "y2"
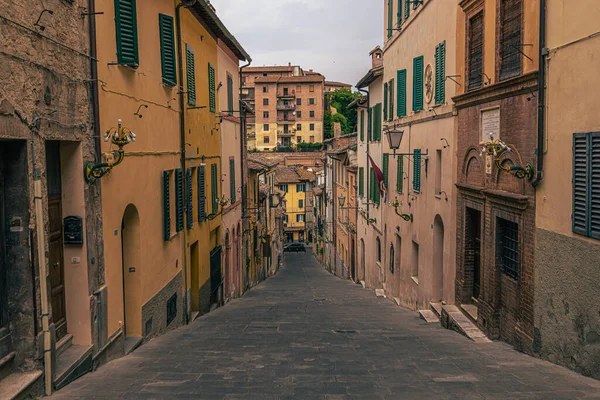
[
  {"x1": 390, "y1": 244, "x2": 395, "y2": 273},
  {"x1": 376, "y1": 237, "x2": 381, "y2": 262}
]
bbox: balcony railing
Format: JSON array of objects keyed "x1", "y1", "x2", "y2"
[
  {"x1": 277, "y1": 90, "x2": 296, "y2": 98},
  {"x1": 277, "y1": 104, "x2": 296, "y2": 111},
  {"x1": 277, "y1": 130, "x2": 295, "y2": 136},
  {"x1": 277, "y1": 116, "x2": 296, "y2": 123}
]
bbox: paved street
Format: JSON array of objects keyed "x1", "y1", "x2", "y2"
[{"x1": 52, "y1": 251, "x2": 600, "y2": 399}]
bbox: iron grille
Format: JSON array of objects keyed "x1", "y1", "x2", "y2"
[
  {"x1": 166, "y1": 293, "x2": 177, "y2": 326},
  {"x1": 500, "y1": 0, "x2": 522, "y2": 80},
  {"x1": 498, "y1": 218, "x2": 519, "y2": 280},
  {"x1": 468, "y1": 12, "x2": 484, "y2": 90}
]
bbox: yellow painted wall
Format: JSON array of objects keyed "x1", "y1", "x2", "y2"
[
  {"x1": 179, "y1": 7, "x2": 222, "y2": 314},
  {"x1": 283, "y1": 183, "x2": 306, "y2": 238},
  {"x1": 96, "y1": 0, "x2": 183, "y2": 336}
]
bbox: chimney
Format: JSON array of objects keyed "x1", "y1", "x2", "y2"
[
  {"x1": 288, "y1": 62, "x2": 291, "y2": 67},
  {"x1": 333, "y1": 122, "x2": 342, "y2": 138},
  {"x1": 370, "y1": 47, "x2": 383, "y2": 68}
]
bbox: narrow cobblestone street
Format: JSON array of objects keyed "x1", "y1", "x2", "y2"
[{"x1": 51, "y1": 252, "x2": 600, "y2": 399}]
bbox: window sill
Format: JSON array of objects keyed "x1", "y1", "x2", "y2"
[{"x1": 411, "y1": 276, "x2": 419, "y2": 285}]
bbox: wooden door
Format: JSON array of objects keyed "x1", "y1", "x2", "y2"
[
  {"x1": 46, "y1": 142, "x2": 67, "y2": 340},
  {"x1": 0, "y1": 158, "x2": 10, "y2": 359}
]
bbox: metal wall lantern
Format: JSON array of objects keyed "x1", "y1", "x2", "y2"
[
  {"x1": 390, "y1": 199, "x2": 413, "y2": 222},
  {"x1": 480, "y1": 134, "x2": 534, "y2": 180},
  {"x1": 84, "y1": 119, "x2": 136, "y2": 183},
  {"x1": 385, "y1": 128, "x2": 428, "y2": 158},
  {"x1": 358, "y1": 208, "x2": 377, "y2": 224}
]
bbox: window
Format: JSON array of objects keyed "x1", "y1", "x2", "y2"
[
  {"x1": 413, "y1": 149, "x2": 421, "y2": 192},
  {"x1": 383, "y1": 154, "x2": 389, "y2": 189},
  {"x1": 397, "y1": 69, "x2": 407, "y2": 117},
  {"x1": 279, "y1": 184, "x2": 288, "y2": 192},
  {"x1": 387, "y1": 0, "x2": 393, "y2": 39},
  {"x1": 296, "y1": 184, "x2": 306, "y2": 192},
  {"x1": 297, "y1": 124, "x2": 302, "y2": 131},
  {"x1": 573, "y1": 133, "x2": 600, "y2": 239},
  {"x1": 208, "y1": 63, "x2": 216, "y2": 112},
  {"x1": 296, "y1": 85, "x2": 301, "y2": 93},
  {"x1": 175, "y1": 168, "x2": 184, "y2": 232},
  {"x1": 390, "y1": 244, "x2": 395, "y2": 273},
  {"x1": 373, "y1": 103, "x2": 382, "y2": 141},
  {"x1": 376, "y1": 237, "x2": 381, "y2": 262},
  {"x1": 263, "y1": 111, "x2": 269, "y2": 118},
  {"x1": 229, "y1": 159, "x2": 236, "y2": 203},
  {"x1": 412, "y1": 56, "x2": 424, "y2": 111},
  {"x1": 370, "y1": 168, "x2": 380, "y2": 204},
  {"x1": 197, "y1": 165, "x2": 206, "y2": 222},
  {"x1": 310, "y1": 111, "x2": 315, "y2": 118},
  {"x1": 211, "y1": 164, "x2": 218, "y2": 214},
  {"x1": 263, "y1": 98, "x2": 269, "y2": 106},
  {"x1": 468, "y1": 12, "x2": 484, "y2": 90},
  {"x1": 309, "y1": 98, "x2": 315, "y2": 105},
  {"x1": 297, "y1": 111, "x2": 302, "y2": 118},
  {"x1": 283, "y1": 87, "x2": 289, "y2": 95},
  {"x1": 159, "y1": 14, "x2": 176, "y2": 86},
  {"x1": 297, "y1": 136, "x2": 302, "y2": 143},
  {"x1": 310, "y1": 136, "x2": 315, "y2": 143},
  {"x1": 499, "y1": 0, "x2": 523, "y2": 80},
  {"x1": 296, "y1": 98, "x2": 302, "y2": 106},
  {"x1": 227, "y1": 75, "x2": 234, "y2": 114},
  {"x1": 166, "y1": 293, "x2": 177, "y2": 326},
  {"x1": 435, "y1": 150, "x2": 442, "y2": 195},
  {"x1": 389, "y1": 79, "x2": 394, "y2": 121},
  {"x1": 396, "y1": 156, "x2": 403, "y2": 193},
  {"x1": 309, "y1": 85, "x2": 315, "y2": 92},
  {"x1": 497, "y1": 218, "x2": 519, "y2": 280},
  {"x1": 185, "y1": 45, "x2": 196, "y2": 106},
  {"x1": 263, "y1": 86, "x2": 268, "y2": 93},
  {"x1": 435, "y1": 41, "x2": 446, "y2": 104},
  {"x1": 404, "y1": 0, "x2": 410, "y2": 19},
  {"x1": 163, "y1": 170, "x2": 171, "y2": 240},
  {"x1": 310, "y1": 124, "x2": 315, "y2": 131},
  {"x1": 359, "y1": 167, "x2": 365, "y2": 196},
  {"x1": 296, "y1": 214, "x2": 305, "y2": 223},
  {"x1": 263, "y1": 73, "x2": 267, "y2": 77},
  {"x1": 384, "y1": 82, "x2": 389, "y2": 121},
  {"x1": 298, "y1": 199, "x2": 304, "y2": 209},
  {"x1": 412, "y1": 241, "x2": 419, "y2": 282},
  {"x1": 264, "y1": 136, "x2": 270, "y2": 144},
  {"x1": 263, "y1": 124, "x2": 269, "y2": 131},
  {"x1": 397, "y1": 0, "x2": 403, "y2": 25},
  {"x1": 115, "y1": 0, "x2": 139, "y2": 66},
  {"x1": 368, "y1": 107, "x2": 372, "y2": 141},
  {"x1": 186, "y1": 168, "x2": 193, "y2": 229},
  {"x1": 360, "y1": 110, "x2": 365, "y2": 141}
]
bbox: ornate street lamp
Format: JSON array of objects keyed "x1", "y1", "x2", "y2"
[
  {"x1": 84, "y1": 119, "x2": 136, "y2": 183},
  {"x1": 338, "y1": 196, "x2": 345, "y2": 207},
  {"x1": 390, "y1": 198, "x2": 413, "y2": 222},
  {"x1": 480, "y1": 133, "x2": 534, "y2": 180},
  {"x1": 386, "y1": 129, "x2": 404, "y2": 157}
]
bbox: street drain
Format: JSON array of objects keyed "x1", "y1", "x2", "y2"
[{"x1": 334, "y1": 329, "x2": 358, "y2": 334}]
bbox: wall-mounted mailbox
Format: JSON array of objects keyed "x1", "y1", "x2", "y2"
[{"x1": 64, "y1": 216, "x2": 83, "y2": 245}]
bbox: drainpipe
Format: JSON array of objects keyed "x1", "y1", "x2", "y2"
[
  {"x1": 88, "y1": 0, "x2": 101, "y2": 162},
  {"x1": 357, "y1": 88, "x2": 370, "y2": 217},
  {"x1": 532, "y1": 0, "x2": 546, "y2": 187},
  {"x1": 239, "y1": 60, "x2": 251, "y2": 290},
  {"x1": 175, "y1": 0, "x2": 198, "y2": 324}
]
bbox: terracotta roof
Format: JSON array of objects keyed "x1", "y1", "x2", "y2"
[
  {"x1": 275, "y1": 167, "x2": 301, "y2": 184},
  {"x1": 248, "y1": 160, "x2": 269, "y2": 172},
  {"x1": 279, "y1": 75, "x2": 324, "y2": 83},
  {"x1": 313, "y1": 187, "x2": 323, "y2": 196},
  {"x1": 295, "y1": 167, "x2": 316, "y2": 181},
  {"x1": 253, "y1": 76, "x2": 280, "y2": 83},
  {"x1": 244, "y1": 66, "x2": 296, "y2": 72},
  {"x1": 325, "y1": 81, "x2": 352, "y2": 87},
  {"x1": 304, "y1": 70, "x2": 322, "y2": 76},
  {"x1": 249, "y1": 153, "x2": 286, "y2": 167},
  {"x1": 356, "y1": 66, "x2": 384, "y2": 89}
]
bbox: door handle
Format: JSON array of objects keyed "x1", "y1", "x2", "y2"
[{"x1": 53, "y1": 262, "x2": 59, "y2": 269}]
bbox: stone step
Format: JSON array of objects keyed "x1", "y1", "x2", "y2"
[
  {"x1": 56, "y1": 333, "x2": 73, "y2": 358},
  {"x1": 0, "y1": 370, "x2": 43, "y2": 400},
  {"x1": 418, "y1": 309, "x2": 439, "y2": 323},
  {"x1": 460, "y1": 304, "x2": 478, "y2": 325},
  {"x1": 54, "y1": 344, "x2": 93, "y2": 390},
  {"x1": 441, "y1": 305, "x2": 491, "y2": 343},
  {"x1": 124, "y1": 336, "x2": 143, "y2": 355},
  {"x1": 430, "y1": 302, "x2": 443, "y2": 318},
  {"x1": 375, "y1": 289, "x2": 385, "y2": 298},
  {"x1": 0, "y1": 352, "x2": 15, "y2": 382}
]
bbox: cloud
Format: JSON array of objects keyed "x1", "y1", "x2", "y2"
[{"x1": 214, "y1": 0, "x2": 383, "y2": 86}]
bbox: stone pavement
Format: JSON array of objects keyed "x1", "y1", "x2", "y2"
[{"x1": 51, "y1": 251, "x2": 600, "y2": 399}]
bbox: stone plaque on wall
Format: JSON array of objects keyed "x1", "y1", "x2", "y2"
[{"x1": 481, "y1": 107, "x2": 500, "y2": 142}]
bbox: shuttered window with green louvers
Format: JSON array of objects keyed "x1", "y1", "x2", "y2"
[
  {"x1": 383, "y1": 83, "x2": 388, "y2": 121},
  {"x1": 413, "y1": 56, "x2": 424, "y2": 111},
  {"x1": 572, "y1": 133, "x2": 600, "y2": 239},
  {"x1": 359, "y1": 167, "x2": 364, "y2": 197},
  {"x1": 397, "y1": 156, "x2": 403, "y2": 193},
  {"x1": 197, "y1": 166, "x2": 206, "y2": 222},
  {"x1": 360, "y1": 110, "x2": 365, "y2": 141},
  {"x1": 227, "y1": 75, "x2": 234, "y2": 115},
  {"x1": 389, "y1": 79, "x2": 394, "y2": 121},
  {"x1": 435, "y1": 41, "x2": 446, "y2": 105},
  {"x1": 397, "y1": 0, "x2": 403, "y2": 25},
  {"x1": 186, "y1": 44, "x2": 196, "y2": 106},
  {"x1": 383, "y1": 154, "x2": 389, "y2": 189},
  {"x1": 211, "y1": 163, "x2": 218, "y2": 214},
  {"x1": 404, "y1": 0, "x2": 410, "y2": 19},
  {"x1": 115, "y1": 0, "x2": 139, "y2": 66},
  {"x1": 413, "y1": 149, "x2": 421, "y2": 192},
  {"x1": 159, "y1": 14, "x2": 176, "y2": 87},
  {"x1": 175, "y1": 168, "x2": 184, "y2": 232},
  {"x1": 373, "y1": 103, "x2": 382, "y2": 141},
  {"x1": 387, "y1": 0, "x2": 393, "y2": 39},
  {"x1": 230, "y1": 159, "x2": 236, "y2": 204},
  {"x1": 209, "y1": 64, "x2": 216, "y2": 113},
  {"x1": 186, "y1": 168, "x2": 193, "y2": 229},
  {"x1": 368, "y1": 107, "x2": 373, "y2": 142},
  {"x1": 397, "y1": 69, "x2": 407, "y2": 117},
  {"x1": 163, "y1": 170, "x2": 171, "y2": 241}
]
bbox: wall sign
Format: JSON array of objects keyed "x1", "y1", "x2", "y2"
[
  {"x1": 481, "y1": 107, "x2": 500, "y2": 142},
  {"x1": 64, "y1": 216, "x2": 83, "y2": 245}
]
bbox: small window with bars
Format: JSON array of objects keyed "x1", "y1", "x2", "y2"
[
  {"x1": 499, "y1": 0, "x2": 522, "y2": 80},
  {"x1": 497, "y1": 218, "x2": 519, "y2": 280},
  {"x1": 468, "y1": 12, "x2": 484, "y2": 91}
]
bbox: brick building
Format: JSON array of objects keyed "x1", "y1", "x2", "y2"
[{"x1": 453, "y1": 0, "x2": 540, "y2": 353}]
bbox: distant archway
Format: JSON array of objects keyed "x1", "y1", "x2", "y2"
[
  {"x1": 121, "y1": 204, "x2": 141, "y2": 337},
  {"x1": 433, "y1": 215, "x2": 445, "y2": 302}
]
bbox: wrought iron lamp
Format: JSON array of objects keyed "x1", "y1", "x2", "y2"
[
  {"x1": 84, "y1": 119, "x2": 136, "y2": 183},
  {"x1": 390, "y1": 198, "x2": 413, "y2": 222},
  {"x1": 358, "y1": 207, "x2": 377, "y2": 224},
  {"x1": 385, "y1": 128, "x2": 428, "y2": 158},
  {"x1": 480, "y1": 133, "x2": 534, "y2": 180}
]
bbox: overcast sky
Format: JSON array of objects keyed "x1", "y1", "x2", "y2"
[{"x1": 214, "y1": 0, "x2": 384, "y2": 88}]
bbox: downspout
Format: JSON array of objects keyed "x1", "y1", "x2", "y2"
[
  {"x1": 357, "y1": 88, "x2": 370, "y2": 218},
  {"x1": 532, "y1": 0, "x2": 546, "y2": 187},
  {"x1": 175, "y1": 0, "x2": 197, "y2": 323},
  {"x1": 239, "y1": 60, "x2": 251, "y2": 289}
]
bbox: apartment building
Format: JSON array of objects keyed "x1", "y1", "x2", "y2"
[
  {"x1": 275, "y1": 167, "x2": 316, "y2": 242},
  {"x1": 325, "y1": 81, "x2": 353, "y2": 93}
]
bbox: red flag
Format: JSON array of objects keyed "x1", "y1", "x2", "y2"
[{"x1": 368, "y1": 154, "x2": 386, "y2": 198}]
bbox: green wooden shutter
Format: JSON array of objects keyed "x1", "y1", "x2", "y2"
[
  {"x1": 370, "y1": 168, "x2": 375, "y2": 202},
  {"x1": 413, "y1": 149, "x2": 421, "y2": 192},
  {"x1": 186, "y1": 44, "x2": 196, "y2": 106},
  {"x1": 211, "y1": 163, "x2": 218, "y2": 213},
  {"x1": 435, "y1": 41, "x2": 446, "y2": 105},
  {"x1": 396, "y1": 156, "x2": 404, "y2": 193},
  {"x1": 175, "y1": 168, "x2": 184, "y2": 232},
  {"x1": 163, "y1": 170, "x2": 170, "y2": 241},
  {"x1": 115, "y1": 0, "x2": 139, "y2": 66},
  {"x1": 197, "y1": 166, "x2": 206, "y2": 222},
  {"x1": 590, "y1": 133, "x2": 600, "y2": 239},
  {"x1": 397, "y1": 69, "x2": 407, "y2": 117},
  {"x1": 383, "y1": 83, "x2": 389, "y2": 121},
  {"x1": 186, "y1": 168, "x2": 193, "y2": 229},
  {"x1": 208, "y1": 63, "x2": 216, "y2": 113},
  {"x1": 413, "y1": 56, "x2": 424, "y2": 111},
  {"x1": 159, "y1": 14, "x2": 176, "y2": 87},
  {"x1": 368, "y1": 107, "x2": 373, "y2": 141},
  {"x1": 404, "y1": 0, "x2": 410, "y2": 19},
  {"x1": 387, "y1": 0, "x2": 393, "y2": 39},
  {"x1": 389, "y1": 79, "x2": 395, "y2": 121},
  {"x1": 227, "y1": 75, "x2": 234, "y2": 114},
  {"x1": 397, "y1": 0, "x2": 403, "y2": 25},
  {"x1": 359, "y1": 167, "x2": 364, "y2": 197},
  {"x1": 375, "y1": 103, "x2": 382, "y2": 141},
  {"x1": 573, "y1": 134, "x2": 589, "y2": 235},
  {"x1": 383, "y1": 154, "x2": 389, "y2": 189},
  {"x1": 360, "y1": 110, "x2": 365, "y2": 141},
  {"x1": 230, "y1": 159, "x2": 236, "y2": 203}
]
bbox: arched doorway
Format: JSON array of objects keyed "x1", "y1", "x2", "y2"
[
  {"x1": 433, "y1": 215, "x2": 445, "y2": 302},
  {"x1": 121, "y1": 204, "x2": 141, "y2": 337}
]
